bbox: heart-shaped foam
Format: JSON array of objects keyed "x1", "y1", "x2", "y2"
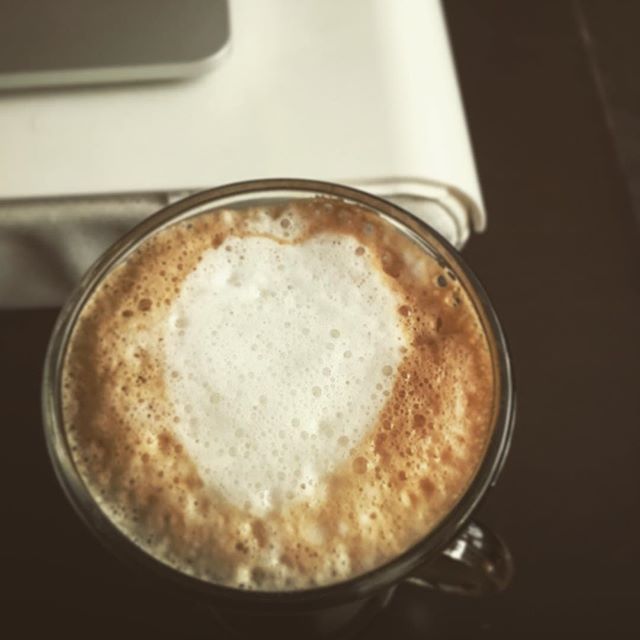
[{"x1": 164, "y1": 233, "x2": 407, "y2": 514}]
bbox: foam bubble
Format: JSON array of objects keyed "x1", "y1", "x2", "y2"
[{"x1": 163, "y1": 234, "x2": 407, "y2": 514}]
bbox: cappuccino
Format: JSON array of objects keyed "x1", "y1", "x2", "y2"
[{"x1": 62, "y1": 198, "x2": 495, "y2": 590}]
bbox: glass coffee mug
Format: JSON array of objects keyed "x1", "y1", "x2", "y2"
[{"x1": 43, "y1": 179, "x2": 515, "y2": 639}]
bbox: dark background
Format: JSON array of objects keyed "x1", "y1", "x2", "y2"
[{"x1": 2, "y1": 1, "x2": 639, "y2": 637}]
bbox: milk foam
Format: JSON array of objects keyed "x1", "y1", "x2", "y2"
[
  {"x1": 62, "y1": 199, "x2": 496, "y2": 591},
  {"x1": 164, "y1": 234, "x2": 407, "y2": 514}
]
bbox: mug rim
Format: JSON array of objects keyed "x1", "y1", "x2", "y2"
[{"x1": 42, "y1": 178, "x2": 515, "y2": 611}]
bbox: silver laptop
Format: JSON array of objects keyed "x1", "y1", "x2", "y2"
[{"x1": 0, "y1": 0, "x2": 230, "y2": 90}]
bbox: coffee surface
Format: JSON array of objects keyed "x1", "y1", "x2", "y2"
[{"x1": 62, "y1": 198, "x2": 495, "y2": 590}]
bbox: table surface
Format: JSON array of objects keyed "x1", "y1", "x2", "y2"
[{"x1": 2, "y1": 1, "x2": 639, "y2": 637}]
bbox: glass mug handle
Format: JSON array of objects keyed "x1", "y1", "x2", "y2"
[{"x1": 405, "y1": 521, "x2": 514, "y2": 596}]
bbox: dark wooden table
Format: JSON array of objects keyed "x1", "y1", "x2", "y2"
[{"x1": 2, "y1": 1, "x2": 639, "y2": 637}]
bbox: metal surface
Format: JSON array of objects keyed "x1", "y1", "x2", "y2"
[{"x1": 0, "y1": 0, "x2": 230, "y2": 89}]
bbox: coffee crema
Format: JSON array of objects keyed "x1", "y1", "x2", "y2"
[{"x1": 62, "y1": 198, "x2": 495, "y2": 591}]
